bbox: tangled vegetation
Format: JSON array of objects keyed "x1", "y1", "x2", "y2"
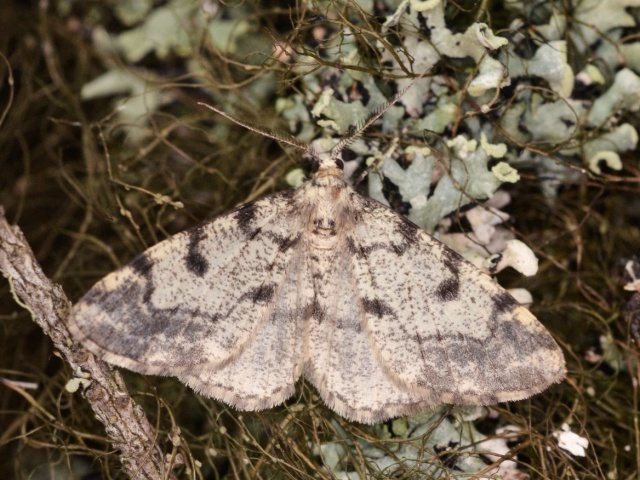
[{"x1": 1, "y1": 1, "x2": 639, "y2": 478}]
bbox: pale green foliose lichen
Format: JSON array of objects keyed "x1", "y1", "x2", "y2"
[
  {"x1": 71, "y1": 0, "x2": 640, "y2": 476},
  {"x1": 312, "y1": 407, "x2": 528, "y2": 478}
]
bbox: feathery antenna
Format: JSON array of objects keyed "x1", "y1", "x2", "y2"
[
  {"x1": 199, "y1": 103, "x2": 321, "y2": 161},
  {"x1": 329, "y1": 72, "x2": 428, "y2": 160},
  {"x1": 200, "y1": 71, "x2": 429, "y2": 171}
]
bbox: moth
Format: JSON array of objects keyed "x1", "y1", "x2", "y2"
[{"x1": 68, "y1": 83, "x2": 566, "y2": 424}]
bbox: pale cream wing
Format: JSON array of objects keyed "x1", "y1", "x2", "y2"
[
  {"x1": 304, "y1": 245, "x2": 433, "y2": 424},
  {"x1": 68, "y1": 190, "x2": 304, "y2": 376},
  {"x1": 347, "y1": 195, "x2": 566, "y2": 405},
  {"x1": 178, "y1": 242, "x2": 313, "y2": 411}
]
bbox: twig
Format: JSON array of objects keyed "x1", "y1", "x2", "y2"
[{"x1": 0, "y1": 206, "x2": 177, "y2": 479}]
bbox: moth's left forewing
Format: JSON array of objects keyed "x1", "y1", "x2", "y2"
[
  {"x1": 68, "y1": 190, "x2": 306, "y2": 374},
  {"x1": 178, "y1": 240, "x2": 313, "y2": 411},
  {"x1": 350, "y1": 196, "x2": 566, "y2": 405}
]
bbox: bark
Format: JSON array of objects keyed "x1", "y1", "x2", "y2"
[{"x1": 0, "y1": 206, "x2": 177, "y2": 479}]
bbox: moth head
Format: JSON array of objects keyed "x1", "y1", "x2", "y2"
[{"x1": 314, "y1": 151, "x2": 346, "y2": 178}]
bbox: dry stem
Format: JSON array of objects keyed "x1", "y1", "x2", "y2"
[{"x1": 0, "y1": 206, "x2": 177, "y2": 479}]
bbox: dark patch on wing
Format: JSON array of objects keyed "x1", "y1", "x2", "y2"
[
  {"x1": 491, "y1": 292, "x2": 519, "y2": 316},
  {"x1": 234, "y1": 190, "x2": 297, "y2": 238},
  {"x1": 77, "y1": 278, "x2": 220, "y2": 367},
  {"x1": 440, "y1": 246, "x2": 462, "y2": 276},
  {"x1": 381, "y1": 215, "x2": 421, "y2": 256},
  {"x1": 185, "y1": 229, "x2": 209, "y2": 277},
  {"x1": 408, "y1": 312, "x2": 563, "y2": 396},
  {"x1": 130, "y1": 253, "x2": 154, "y2": 277},
  {"x1": 436, "y1": 277, "x2": 460, "y2": 302},
  {"x1": 362, "y1": 297, "x2": 395, "y2": 319},
  {"x1": 247, "y1": 227, "x2": 262, "y2": 240},
  {"x1": 278, "y1": 188, "x2": 297, "y2": 206},
  {"x1": 415, "y1": 316, "x2": 557, "y2": 366},
  {"x1": 497, "y1": 318, "x2": 554, "y2": 354},
  {"x1": 346, "y1": 236, "x2": 370, "y2": 259},
  {"x1": 271, "y1": 232, "x2": 302, "y2": 253},
  {"x1": 395, "y1": 214, "x2": 420, "y2": 244},
  {"x1": 235, "y1": 200, "x2": 258, "y2": 234},
  {"x1": 139, "y1": 308, "x2": 173, "y2": 335},
  {"x1": 346, "y1": 236, "x2": 358, "y2": 255},
  {"x1": 141, "y1": 281, "x2": 155, "y2": 305},
  {"x1": 78, "y1": 286, "x2": 106, "y2": 305},
  {"x1": 356, "y1": 196, "x2": 419, "y2": 255},
  {"x1": 347, "y1": 204, "x2": 422, "y2": 257},
  {"x1": 415, "y1": 332, "x2": 428, "y2": 363},
  {"x1": 186, "y1": 251, "x2": 208, "y2": 277},
  {"x1": 89, "y1": 282, "x2": 142, "y2": 314},
  {"x1": 80, "y1": 284, "x2": 154, "y2": 362},
  {"x1": 117, "y1": 338, "x2": 150, "y2": 363},
  {"x1": 308, "y1": 297, "x2": 325, "y2": 322},
  {"x1": 249, "y1": 284, "x2": 277, "y2": 303}
]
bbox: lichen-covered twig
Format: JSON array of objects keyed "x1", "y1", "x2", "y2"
[{"x1": 0, "y1": 206, "x2": 176, "y2": 480}]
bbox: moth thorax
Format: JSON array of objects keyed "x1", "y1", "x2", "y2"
[
  {"x1": 309, "y1": 218, "x2": 341, "y2": 250},
  {"x1": 306, "y1": 193, "x2": 349, "y2": 250}
]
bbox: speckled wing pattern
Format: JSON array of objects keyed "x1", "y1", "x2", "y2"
[
  {"x1": 68, "y1": 191, "x2": 309, "y2": 411},
  {"x1": 68, "y1": 167, "x2": 565, "y2": 424},
  {"x1": 343, "y1": 195, "x2": 564, "y2": 416}
]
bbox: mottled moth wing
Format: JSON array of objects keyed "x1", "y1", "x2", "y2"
[
  {"x1": 176, "y1": 237, "x2": 313, "y2": 410},
  {"x1": 69, "y1": 162, "x2": 565, "y2": 422},
  {"x1": 68, "y1": 190, "x2": 310, "y2": 410},
  {"x1": 304, "y1": 243, "x2": 435, "y2": 423},
  {"x1": 347, "y1": 196, "x2": 566, "y2": 407},
  {"x1": 300, "y1": 193, "x2": 564, "y2": 423}
]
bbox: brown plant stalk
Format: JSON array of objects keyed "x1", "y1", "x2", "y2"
[{"x1": 0, "y1": 206, "x2": 177, "y2": 480}]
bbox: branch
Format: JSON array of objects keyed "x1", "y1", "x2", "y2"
[{"x1": 0, "y1": 206, "x2": 177, "y2": 479}]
